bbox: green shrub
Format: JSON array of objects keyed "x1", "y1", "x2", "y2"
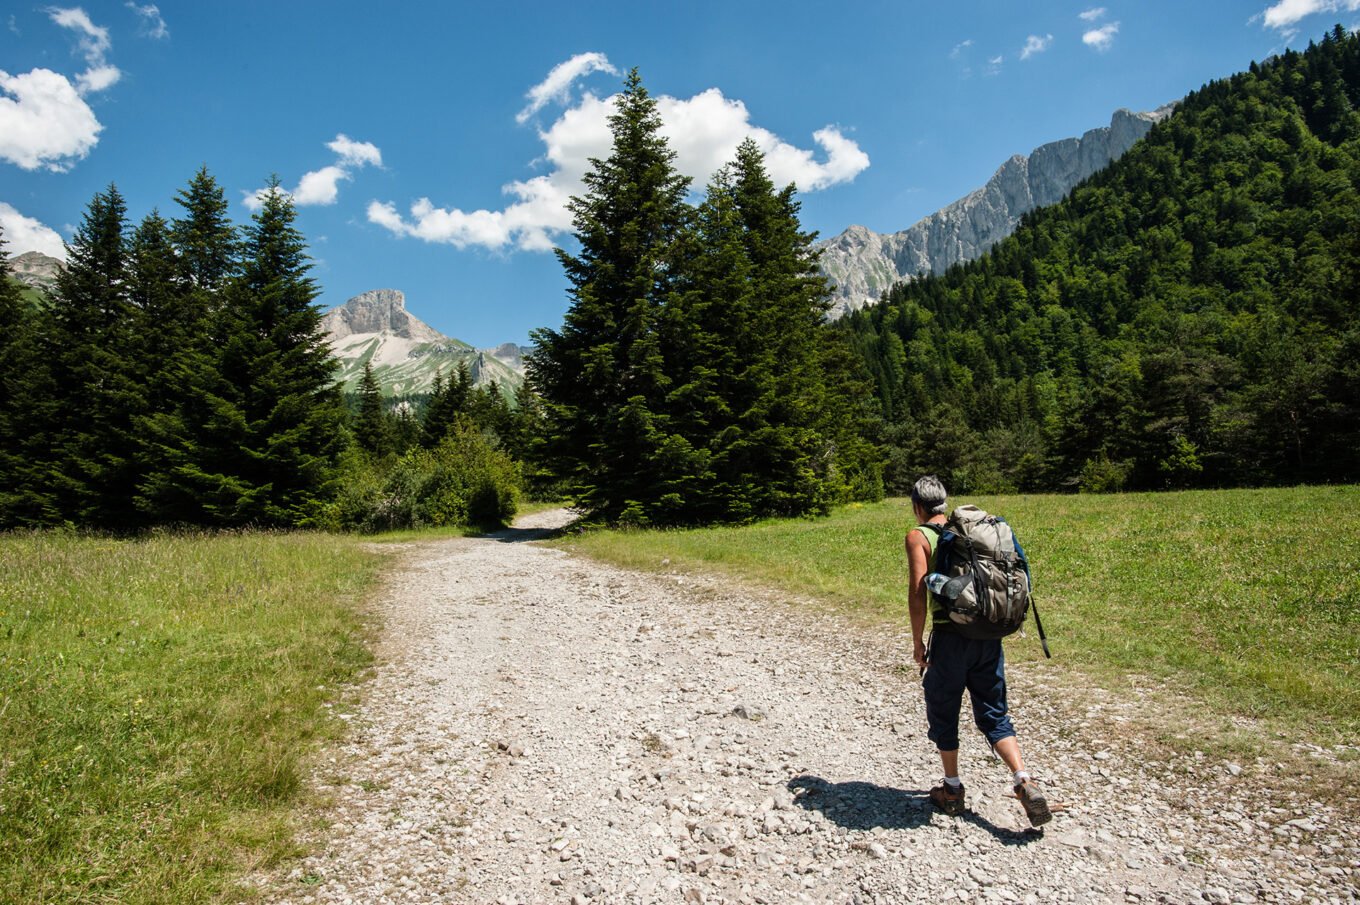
[{"x1": 324, "y1": 422, "x2": 520, "y2": 532}]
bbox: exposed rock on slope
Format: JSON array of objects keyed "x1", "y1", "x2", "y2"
[
  {"x1": 8, "y1": 251, "x2": 64, "y2": 296},
  {"x1": 321, "y1": 289, "x2": 524, "y2": 396},
  {"x1": 819, "y1": 106, "x2": 1175, "y2": 316}
]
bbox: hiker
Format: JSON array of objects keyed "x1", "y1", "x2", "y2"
[{"x1": 905, "y1": 474, "x2": 1052, "y2": 827}]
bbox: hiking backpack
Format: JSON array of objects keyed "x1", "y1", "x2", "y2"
[{"x1": 928, "y1": 505, "x2": 1050, "y2": 655}]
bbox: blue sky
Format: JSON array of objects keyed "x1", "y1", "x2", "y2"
[{"x1": 2, "y1": 1, "x2": 1357, "y2": 347}]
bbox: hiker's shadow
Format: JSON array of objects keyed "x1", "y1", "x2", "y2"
[{"x1": 788, "y1": 775, "x2": 1041, "y2": 846}]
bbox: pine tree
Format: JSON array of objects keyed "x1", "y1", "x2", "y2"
[
  {"x1": 41, "y1": 184, "x2": 151, "y2": 527},
  {"x1": 172, "y1": 166, "x2": 238, "y2": 294},
  {"x1": 138, "y1": 170, "x2": 241, "y2": 523},
  {"x1": 354, "y1": 360, "x2": 391, "y2": 457},
  {"x1": 218, "y1": 180, "x2": 345, "y2": 525},
  {"x1": 0, "y1": 229, "x2": 45, "y2": 525},
  {"x1": 147, "y1": 180, "x2": 342, "y2": 526},
  {"x1": 528, "y1": 69, "x2": 693, "y2": 523}
]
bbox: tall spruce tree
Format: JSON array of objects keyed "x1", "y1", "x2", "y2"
[
  {"x1": 354, "y1": 360, "x2": 391, "y2": 457},
  {"x1": 0, "y1": 229, "x2": 44, "y2": 525},
  {"x1": 697, "y1": 140, "x2": 881, "y2": 517},
  {"x1": 528, "y1": 69, "x2": 693, "y2": 523},
  {"x1": 138, "y1": 170, "x2": 241, "y2": 522},
  {"x1": 143, "y1": 180, "x2": 342, "y2": 526},
  {"x1": 41, "y1": 185, "x2": 151, "y2": 527},
  {"x1": 213, "y1": 180, "x2": 345, "y2": 525}
]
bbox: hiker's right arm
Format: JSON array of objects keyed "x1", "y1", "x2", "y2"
[{"x1": 905, "y1": 530, "x2": 929, "y2": 668}]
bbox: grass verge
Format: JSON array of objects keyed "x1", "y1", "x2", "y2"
[
  {"x1": 0, "y1": 531, "x2": 385, "y2": 904},
  {"x1": 551, "y1": 486, "x2": 1360, "y2": 753}
]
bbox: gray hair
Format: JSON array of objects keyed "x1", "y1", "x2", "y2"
[{"x1": 911, "y1": 475, "x2": 948, "y2": 515}]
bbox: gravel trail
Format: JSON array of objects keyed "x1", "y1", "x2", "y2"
[{"x1": 249, "y1": 509, "x2": 1358, "y2": 905}]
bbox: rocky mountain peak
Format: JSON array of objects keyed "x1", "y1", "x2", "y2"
[
  {"x1": 321, "y1": 289, "x2": 447, "y2": 343},
  {"x1": 7, "y1": 250, "x2": 65, "y2": 295},
  {"x1": 818, "y1": 104, "x2": 1176, "y2": 316}
]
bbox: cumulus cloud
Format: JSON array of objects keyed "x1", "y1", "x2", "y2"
[
  {"x1": 1020, "y1": 34, "x2": 1054, "y2": 60},
  {"x1": 1083, "y1": 22, "x2": 1120, "y2": 50},
  {"x1": 126, "y1": 3, "x2": 168, "y2": 39},
  {"x1": 0, "y1": 67, "x2": 102, "y2": 170},
  {"x1": 1079, "y1": 7, "x2": 1107, "y2": 21},
  {"x1": 0, "y1": 201, "x2": 67, "y2": 259},
  {"x1": 244, "y1": 133, "x2": 383, "y2": 211},
  {"x1": 0, "y1": 9, "x2": 124, "y2": 171},
  {"x1": 371, "y1": 56, "x2": 871, "y2": 253},
  {"x1": 949, "y1": 39, "x2": 973, "y2": 59},
  {"x1": 1260, "y1": 0, "x2": 1360, "y2": 29},
  {"x1": 517, "y1": 52, "x2": 619, "y2": 124}
]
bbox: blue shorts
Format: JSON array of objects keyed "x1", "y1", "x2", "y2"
[{"x1": 922, "y1": 630, "x2": 1016, "y2": 751}]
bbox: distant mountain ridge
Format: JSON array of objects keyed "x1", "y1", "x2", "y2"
[
  {"x1": 320, "y1": 289, "x2": 527, "y2": 397},
  {"x1": 8, "y1": 250, "x2": 64, "y2": 296},
  {"x1": 818, "y1": 105, "x2": 1176, "y2": 316}
]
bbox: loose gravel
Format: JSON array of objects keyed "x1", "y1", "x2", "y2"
[{"x1": 245, "y1": 509, "x2": 1359, "y2": 905}]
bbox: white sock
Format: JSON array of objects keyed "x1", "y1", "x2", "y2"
[
  {"x1": 943, "y1": 775, "x2": 962, "y2": 789},
  {"x1": 1013, "y1": 770, "x2": 1031, "y2": 785}
]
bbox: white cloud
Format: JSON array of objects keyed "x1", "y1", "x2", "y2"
[
  {"x1": 1083, "y1": 22, "x2": 1120, "y2": 50},
  {"x1": 1020, "y1": 34, "x2": 1054, "y2": 60},
  {"x1": 49, "y1": 7, "x2": 110, "y2": 63},
  {"x1": 0, "y1": 201, "x2": 68, "y2": 259},
  {"x1": 49, "y1": 7, "x2": 121, "y2": 94},
  {"x1": 1261, "y1": 0, "x2": 1360, "y2": 29},
  {"x1": 328, "y1": 133, "x2": 382, "y2": 168},
  {"x1": 370, "y1": 61, "x2": 871, "y2": 253},
  {"x1": 125, "y1": 3, "x2": 168, "y2": 39},
  {"x1": 293, "y1": 165, "x2": 350, "y2": 206},
  {"x1": 517, "y1": 52, "x2": 619, "y2": 124},
  {"x1": 244, "y1": 134, "x2": 383, "y2": 210},
  {"x1": 0, "y1": 67, "x2": 102, "y2": 170},
  {"x1": 76, "y1": 64, "x2": 120, "y2": 93},
  {"x1": 949, "y1": 39, "x2": 973, "y2": 59},
  {"x1": 1079, "y1": 7, "x2": 1107, "y2": 21}
]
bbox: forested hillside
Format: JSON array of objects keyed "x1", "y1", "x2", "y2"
[{"x1": 845, "y1": 26, "x2": 1360, "y2": 494}]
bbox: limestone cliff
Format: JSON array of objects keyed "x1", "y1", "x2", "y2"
[{"x1": 818, "y1": 106, "x2": 1175, "y2": 316}]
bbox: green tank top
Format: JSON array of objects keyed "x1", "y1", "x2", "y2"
[{"x1": 913, "y1": 522, "x2": 953, "y2": 628}]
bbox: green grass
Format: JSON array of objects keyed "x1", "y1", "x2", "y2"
[
  {"x1": 553, "y1": 486, "x2": 1360, "y2": 748},
  {"x1": 0, "y1": 531, "x2": 385, "y2": 904}
]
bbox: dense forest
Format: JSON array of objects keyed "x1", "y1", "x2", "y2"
[
  {"x1": 844, "y1": 26, "x2": 1360, "y2": 494},
  {"x1": 0, "y1": 173, "x2": 532, "y2": 532}
]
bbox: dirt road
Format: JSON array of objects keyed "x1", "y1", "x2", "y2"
[{"x1": 247, "y1": 509, "x2": 1358, "y2": 904}]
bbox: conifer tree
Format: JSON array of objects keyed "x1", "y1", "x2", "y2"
[
  {"x1": 172, "y1": 166, "x2": 238, "y2": 294},
  {"x1": 0, "y1": 230, "x2": 44, "y2": 525},
  {"x1": 219, "y1": 180, "x2": 345, "y2": 525},
  {"x1": 139, "y1": 170, "x2": 241, "y2": 522},
  {"x1": 41, "y1": 185, "x2": 150, "y2": 527},
  {"x1": 147, "y1": 180, "x2": 342, "y2": 526},
  {"x1": 354, "y1": 360, "x2": 391, "y2": 456},
  {"x1": 528, "y1": 69, "x2": 693, "y2": 522}
]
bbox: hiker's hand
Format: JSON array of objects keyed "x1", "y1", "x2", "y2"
[{"x1": 913, "y1": 639, "x2": 927, "y2": 670}]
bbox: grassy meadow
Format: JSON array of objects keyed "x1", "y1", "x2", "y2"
[
  {"x1": 554, "y1": 485, "x2": 1360, "y2": 749},
  {"x1": 0, "y1": 531, "x2": 384, "y2": 904}
]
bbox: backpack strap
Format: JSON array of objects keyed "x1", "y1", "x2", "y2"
[{"x1": 913, "y1": 522, "x2": 945, "y2": 572}]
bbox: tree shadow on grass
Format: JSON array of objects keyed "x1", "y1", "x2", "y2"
[{"x1": 787, "y1": 775, "x2": 1042, "y2": 846}]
